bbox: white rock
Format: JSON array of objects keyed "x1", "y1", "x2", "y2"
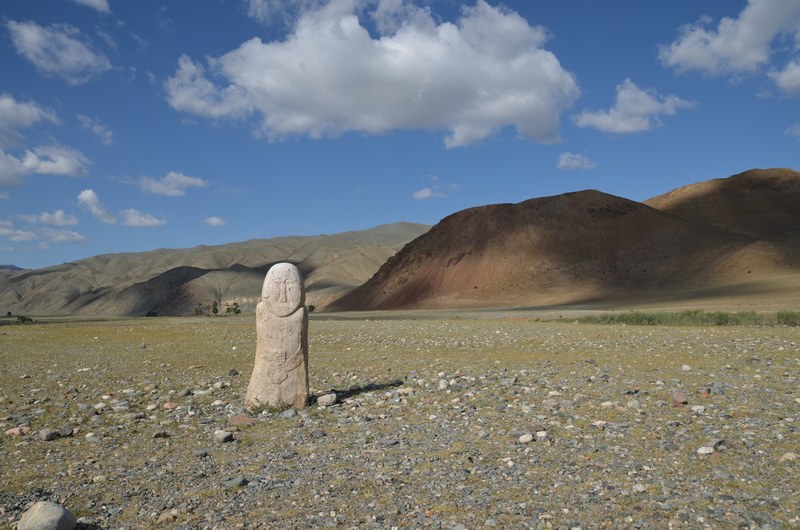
[
  {"x1": 519, "y1": 433, "x2": 534, "y2": 444},
  {"x1": 17, "y1": 501, "x2": 76, "y2": 530},
  {"x1": 681, "y1": 364, "x2": 692, "y2": 372},
  {"x1": 214, "y1": 430, "x2": 234, "y2": 443},
  {"x1": 697, "y1": 446, "x2": 714, "y2": 455},
  {"x1": 317, "y1": 393, "x2": 337, "y2": 407}
]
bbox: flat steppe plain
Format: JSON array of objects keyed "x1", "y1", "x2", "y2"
[{"x1": 1, "y1": 313, "x2": 798, "y2": 529}]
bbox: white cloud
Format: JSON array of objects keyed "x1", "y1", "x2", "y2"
[
  {"x1": 167, "y1": 0, "x2": 579, "y2": 147},
  {"x1": 0, "y1": 192, "x2": 8, "y2": 199},
  {"x1": 139, "y1": 171, "x2": 208, "y2": 196},
  {"x1": 0, "y1": 95, "x2": 89, "y2": 186},
  {"x1": 204, "y1": 216, "x2": 227, "y2": 227},
  {"x1": 573, "y1": 79, "x2": 695, "y2": 134},
  {"x1": 0, "y1": 226, "x2": 37, "y2": 242},
  {"x1": 0, "y1": 93, "x2": 58, "y2": 147},
  {"x1": 120, "y1": 208, "x2": 165, "y2": 227},
  {"x1": 0, "y1": 219, "x2": 86, "y2": 245},
  {"x1": 244, "y1": 0, "x2": 324, "y2": 26},
  {"x1": 21, "y1": 145, "x2": 90, "y2": 176},
  {"x1": 78, "y1": 189, "x2": 117, "y2": 224},
  {"x1": 770, "y1": 60, "x2": 800, "y2": 95},
  {"x1": 413, "y1": 187, "x2": 435, "y2": 200},
  {"x1": 20, "y1": 210, "x2": 79, "y2": 226},
  {"x1": 40, "y1": 227, "x2": 87, "y2": 243},
  {"x1": 78, "y1": 115, "x2": 113, "y2": 145},
  {"x1": 557, "y1": 152, "x2": 596, "y2": 170},
  {"x1": 413, "y1": 181, "x2": 458, "y2": 200},
  {"x1": 1, "y1": 145, "x2": 90, "y2": 186},
  {"x1": 786, "y1": 123, "x2": 800, "y2": 140},
  {"x1": 78, "y1": 189, "x2": 165, "y2": 227},
  {"x1": 71, "y1": 0, "x2": 111, "y2": 13},
  {"x1": 6, "y1": 21, "x2": 111, "y2": 85},
  {"x1": 659, "y1": 0, "x2": 800, "y2": 94}
]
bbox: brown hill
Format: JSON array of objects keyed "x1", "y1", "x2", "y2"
[
  {"x1": 0, "y1": 222, "x2": 429, "y2": 316},
  {"x1": 329, "y1": 188, "x2": 800, "y2": 311},
  {"x1": 644, "y1": 168, "x2": 800, "y2": 242}
]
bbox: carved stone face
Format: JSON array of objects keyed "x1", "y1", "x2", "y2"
[{"x1": 262, "y1": 263, "x2": 304, "y2": 317}]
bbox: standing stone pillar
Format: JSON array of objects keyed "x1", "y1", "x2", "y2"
[{"x1": 246, "y1": 262, "x2": 309, "y2": 409}]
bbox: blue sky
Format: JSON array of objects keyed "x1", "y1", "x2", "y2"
[{"x1": 1, "y1": 0, "x2": 799, "y2": 269}]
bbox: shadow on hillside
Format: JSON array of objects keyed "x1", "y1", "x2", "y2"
[{"x1": 312, "y1": 379, "x2": 404, "y2": 403}]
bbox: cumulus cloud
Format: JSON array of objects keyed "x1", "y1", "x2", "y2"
[
  {"x1": 0, "y1": 226, "x2": 37, "y2": 242},
  {"x1": 78, "y1": 115, "x2": 113, "y2": 145},
  {"x1": 659, "y1": 0, "x2": 800, "y2": 94},
  {"x1": 21, "y1": 145, "x2": 90, "y2": 176},
  {"x1": 770, "y1": 60, "x2": 800, "y2": 95},
  {"x1": 573, "y1": 79, "x2": 695, "y2": 134},
  {"x1": 0, "y1": 94, "x2": 91, "y2": 185},
  {"x1": 412, "y1": 187, "x2": 435, "y2": 200},
  {"x1": 0, "y1": 93, "x2": 58, "y2": 147},
  {"x1": 1, "y1": 145, "x2": 90, "y2": 186},
  {"x1": 244, "y1": 0, "x2": 324, "y2": 26},
  {"x1": 78, "y1": 189, "x2": 117, "y2": 224},
  {"x1": 786, "y1": 123, "x2": 800, "y2": 140},
  {"x1": 413, "y1": 181, "x2": 458, "y2": 200},
  {"x1": 78, "y1": 189, "x2": 165, "y2": 227},
  {"x1": 557, "y1": 152, "x2": 596, "y2": 170},
  {"x1": 204, "y1": 216, "x2": 227, "y2": 227},
  {"x1": 167, "y1": 0, "x2": 579, "y2": 147},
  {"x1": 120, "y1": 208, "x2": 165, "y2": 227},
  {"x1": 139, "y1": 171, "x2": 208, "y2": 196},
  {"x1": 71, "y1": 0, "x2": 111, "y2": 13},
  {"x1": 6, "y1": 20, "x2": 111, "y2": 85},
  {"x1": 19, "y1": 210, "x2": 79, "y2": 226},
  {"x1": 0, "y1": 219, "x2": 86, "y2": 245},
  {"x1": 40, "y1": 227, "x2": 87, "y2": 243}
]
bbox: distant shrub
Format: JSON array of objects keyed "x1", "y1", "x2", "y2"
[
  {"x1": 776, "y1": 311, "x2": 800, "y2": 326},
  {"x1": 579, "y1": 310, "x2": 799, "y2": 327},
  {"x1": 145, "y1": 311, "x2": 159, "y2": 317},
  {"x1": 15, "y1": 315, "x2": 33, "y2": 324}
]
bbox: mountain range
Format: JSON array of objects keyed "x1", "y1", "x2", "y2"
[
  {"x1": 330, "y1": 168, "x2": 800, "y2": 311},
  {"x1": 3, "y1": 168, "x2": 798, "y2": 316},
  {"x1": 0, "y1": 223, "x2": 429, "y2": 316}
]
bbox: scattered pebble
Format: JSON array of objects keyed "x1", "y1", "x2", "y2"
[
  {"x1": 317, "y1": 393, "x2": 338, "y2": 407},
  {"x1": 214, "y1": 430, "x2": 234, "y2": 443}
]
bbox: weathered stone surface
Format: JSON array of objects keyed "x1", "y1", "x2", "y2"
[
  {"x1": 317, "y1": 393, "x2": 338, "y2": 407},
  {"x1": 214, "y1": 430, "x2": 234, "y2": 443},
  {"x1": 228, "y1": 414, "x2": 256, "y2": 428},
  {"x1": 17, "y1": 501, "x2": 76, "y2": 530},
  {"x1": 39, "y1": 428, "x2": 59, "y2": 441},
  {"x1": 245, "y1": 263, "x2": 309, "y2": 409}
]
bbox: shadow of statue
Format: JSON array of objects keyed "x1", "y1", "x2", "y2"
[{"x1": 311, "y1": 379, "x2": 404, "y2": 404}]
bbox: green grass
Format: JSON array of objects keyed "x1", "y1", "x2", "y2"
[{"x1": 578, "y1": 309, "x2": 800, "y2": 326}]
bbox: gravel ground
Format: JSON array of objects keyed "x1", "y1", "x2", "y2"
[{"x1": 1, "y1": 316, "x2": 798, "y2": 529}]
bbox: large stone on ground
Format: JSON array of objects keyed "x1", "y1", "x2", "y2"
[{"x1": 17, "y1": 501, "x2": 76, "y2": 530}]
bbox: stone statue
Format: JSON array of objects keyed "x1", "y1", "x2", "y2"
[{"x1": 245, "y1": 262, "x2": 309, "y2": 409}]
